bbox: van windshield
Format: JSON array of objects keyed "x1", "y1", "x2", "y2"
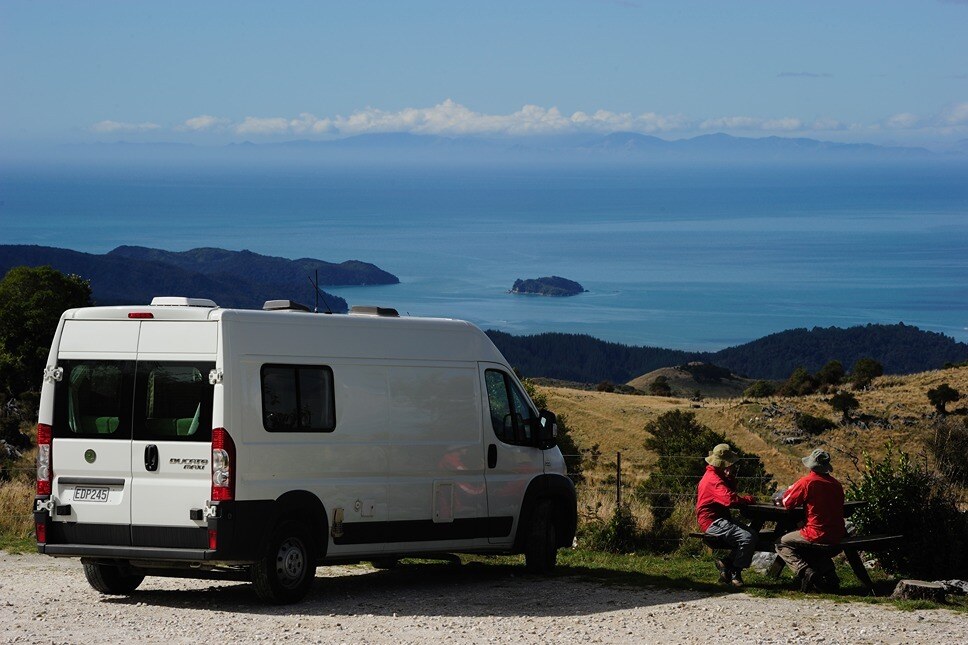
[{"x1": 53, "y1": 360, "x2": 215, "y2": 442}]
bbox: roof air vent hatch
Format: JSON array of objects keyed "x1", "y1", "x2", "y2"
[
  {"x1": 350, "y1": 305, "x2": 400, "y2": 317},
  {"x1": 150, "y1": 297, "x2": 218, "y2": 308},
  {"x1": 263, "y1": 300, "x2": 311, "y2": 312}
]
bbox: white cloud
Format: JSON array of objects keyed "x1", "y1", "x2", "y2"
[
  {"x1": 884, "y1": 112, "x2": 921, "y2": 129},
  {"x1": 940, "y1": 102, "x2": 968, "y2": 125},
  {"x1": 177, "y1": 114, "x2": 231, "y2": 132},
  {"x1": 235, "y1": 116, "x2": 292, "y2": 135},
  {"x1": 90, "y1": 120, "x2": 161, "y2": 133},
  {"x1": 810, "y1": 118, "x2": 847, "y2": 131}
]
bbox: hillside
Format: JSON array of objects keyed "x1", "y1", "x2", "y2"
[
  {"x1": 488, "y1": 325, "x2": 968, "y2": 382},
  {"x1": 0, "y1": 245, "x2": 400, "y2": 312},
  {"x1": 627, "y1": 363, "x2": 755, "y2": 399},
  {"x1": 538, "y1": 365, "x2": 968, "y2": 488}
]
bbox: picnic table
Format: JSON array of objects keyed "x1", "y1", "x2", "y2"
[{"x1": 692, "y1": 500, "x2": 902, "y2": 594}]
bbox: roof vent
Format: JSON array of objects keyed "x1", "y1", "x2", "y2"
[
  {"x1": 263, "y1": 299, "x2": 311, "y2": 312},
  {"x1": 350, "y1": 305, "x2": 400, "y2": 317},
  {"x1": 150, "y1": 297, "x2": 218, "y2": 308}
]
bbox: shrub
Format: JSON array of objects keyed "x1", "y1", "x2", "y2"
[
  {"x1": 795, "y1": 413, "x2": 836, "y2": 435},
  {"x1": 636, "y1": 411, "x2": 773, "y2": 533},
  {"x1": 850, "y1": 357, "x2": 883, "y2": 389},
  {"x1": 578, "y1": 504, "x2": 644, "y2": 553},
  {"x1": 829, "y1": 391, "x2": 859, "y2": 422},
  {"x1": 648, "y1": 376, "x2": 672, "y2": 396},
  {"x1": 816, "y1": 360, "x2": 845, "y2": 386},
  {"x1": 927, "y1": 383, "x2": 960, "y2": 414},
  {"x1": 596, "y1": 380, "x2": 615, "y2": 393},
  {"x1": 779, "y1": 367, "x2": 818, "y2": 396},
  {"x1": 848, "y1": 445, "x2": 968, "y2": 579},
  {"x1": 744, "y1": 380, "x2": 776, "y2": 398}
]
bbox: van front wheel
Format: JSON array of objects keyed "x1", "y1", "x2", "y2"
[
  {"x1": 251, "y1": 522, "x2": 317, "y2": 604},
  {"x1": 524, "y1": 500, "x2": 558, "y2": 574},
  {"x1": 83, "y1": 562, "x2": 145, "y2": 595}
]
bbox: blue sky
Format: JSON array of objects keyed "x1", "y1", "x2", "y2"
[{"x1": 2, "y1": 0, "x2": 967, "y2": 147}]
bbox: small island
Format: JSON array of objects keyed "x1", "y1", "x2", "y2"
[{"x1": 510, "y1": 276, "x2": 586, "y2": 297}]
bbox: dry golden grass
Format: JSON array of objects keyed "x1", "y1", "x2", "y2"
[
  {"x1": 542, "y1": 365, "x2": 968, "y2": 489},
  {"x1": 0, "y1": 478, "x2": 34, "y2": 546}
]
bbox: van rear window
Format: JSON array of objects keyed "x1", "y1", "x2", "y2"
[
  {"x1": 52, "y1": 360, "x2": 214, "y2": 442},
  {"x1": 134, "y1": 362, "x2": 215, "y2": 442},
  {"x1": 261, "y1": 364, "x2": 336, "y2": 432},
  {"x1": 53, "y1": 360, "x2": 133, "y2": 439}
]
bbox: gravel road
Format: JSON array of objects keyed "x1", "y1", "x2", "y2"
[{"x1": 1, "y1": 551, "x2": 966, "y2": 644}]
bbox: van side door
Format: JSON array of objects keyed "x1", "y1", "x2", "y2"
[{"x1": 479, "y1": 364, "x2": 545, "y2": 545}]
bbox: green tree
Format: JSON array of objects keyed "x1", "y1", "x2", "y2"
[
  {"x1": 850, "y1": 357, "x2": 883, "y2": 389},
  {"x1": 648, "y1": 376, "x2": 672, "y2": 396},
  {"x1": 779, "y1": 366, "x2": 818, "y2": 396},
  {"x1": 926, "y1": 383, "x2": 960, "y2": 415},
  {"x1": 743, "y1": 380, "x2": 776, "y2": 398},
  {"x1": 816, "y1": 360, "x2": 845, "y2": 386},
  {"x1": 0, "y1": 266, "x2": 92, "y2": 397},
  {"x1": 596, "y1": 380, "x2": 615, "y2": 393},
  {"x1": 829, "y1": 391, "x2": 859, "y2": 422},
  {"x1": 636, "y1": 410, "x2": 773, "y2": 533}
]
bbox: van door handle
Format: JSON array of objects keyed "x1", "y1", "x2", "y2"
[
  {"x1": 487, "y1": 444, "x2": 497, "y2": 469},
  {"x1": 144, "y1": 445, "x2": 159, "y2": 472}
]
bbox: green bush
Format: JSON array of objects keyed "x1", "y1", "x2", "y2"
[
  {"x1": 636, "y1": 411, "x2": 773, "y2": 532},
  {"x1": 744, "y1": 380, "x2": 776, "y2": 398},
  {"x1": 779, "y1": 367, "x2": 818, "y2": 396},
  {"x1": 795, "y1": 413, "x2": 836, "y2": 435},
  {"x1": 848, "y1": 445, "x2": 968, "y2": 579},
  {"x1": 578, "y1": 504, "x2": 644, "y2": 553}
]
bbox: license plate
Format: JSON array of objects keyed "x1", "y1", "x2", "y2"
[{"x1": 73, "y1": 486, "x2": 109, "y2": 503}]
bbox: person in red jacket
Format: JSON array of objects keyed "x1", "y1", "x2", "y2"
[
  {"x1": 696, "y1": 443, "x2": 756, "y2": 587},
  {"x1": 775, "y1": 449, "x2": 846, "y2": 592}
]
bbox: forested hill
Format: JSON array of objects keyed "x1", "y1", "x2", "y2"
[
  {"x1": 0, "y1": 245, "x2": 399, "y2": 312},
  {"x1": 486, "y1": 324, "x2": 968, "y2": 383},
  {"x1": 709, "y1": 324, "x2": 968, "y2": 379},
  {"x1": 485, "y1": 331, "x2": 701, "y2": 383}
]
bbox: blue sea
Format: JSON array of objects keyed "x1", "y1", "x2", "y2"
[{"x1": 3, "y1": 160, "x2": 967, "y2": 351}]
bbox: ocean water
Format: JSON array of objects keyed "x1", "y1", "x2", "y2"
[{"x1": 2, "y1": 161, "x2": 967, "y2": 351}]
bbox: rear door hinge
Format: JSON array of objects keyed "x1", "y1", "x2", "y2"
[{"x1": 208, "y1": 369, "x2": 223, "y2": 385}]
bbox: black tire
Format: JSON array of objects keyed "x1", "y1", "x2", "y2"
[
  {"x1": 83, "y1": 562, "x2": 145, "y2": 595},
  {"x1": 369, "y1": 558, "x2": 399, "y2": 570},
  {"x1": 251, "y1": 522, "x2": 317, "y2": 604},
  {"x1": 524, "y1": 500, "x2": 558, "y2": 574}
]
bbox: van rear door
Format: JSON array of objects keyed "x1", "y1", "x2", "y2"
[
  {"x1": 129, "y1": 322, "x2": 217, "y2": 540},
  {"x1": 51, "y1": 320, "x2": 140, "y2": 536}
]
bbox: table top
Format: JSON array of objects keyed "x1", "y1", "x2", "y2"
[{"x1": 741, "y1": 499, "x2": 866, "y2": 522}]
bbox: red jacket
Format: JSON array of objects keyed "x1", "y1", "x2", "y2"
[
  {"x1": 696, "y1": 465, "x2": 755, "y2": 532},
  {"x1": 781, "y1": 471, "x2": 846, "y2": 544}
]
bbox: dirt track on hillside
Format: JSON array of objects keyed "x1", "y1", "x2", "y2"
[{"x1": 1, "y1": 552, "x2": 965, "y2": 644}]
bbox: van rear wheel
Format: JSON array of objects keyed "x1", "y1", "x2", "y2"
[
  {"x1": 83, "y1": 562, "x2": 145, "y2": 595},
  {"x1": 525, "y1": 500, "x2": 558, "y2": 574},
  {"x1": 251, "y1": 522, "x2": 317, "y2": 604}
]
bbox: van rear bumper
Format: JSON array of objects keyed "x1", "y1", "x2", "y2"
[{"x1": 41, "y1": 544, "x2": 216, "y2": 561}]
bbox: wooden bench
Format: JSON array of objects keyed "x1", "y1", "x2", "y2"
[{"x1": 689, "y1": 531, "x2": 902, "y2": 594}]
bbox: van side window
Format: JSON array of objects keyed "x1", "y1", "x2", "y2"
[
  {"x1": 261, "y1": 364, "x2": 336, "y2": 432},
  {"x1": 485, "y1": 369, "x2": 535, "y2": 446},
  {"x1": 54, "y1": 360, "x2": 133, "y2": 439}
]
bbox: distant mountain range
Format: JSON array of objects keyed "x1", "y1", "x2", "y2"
[
  {"x1": 32, "y1": 132, "x2": 961, "y2": 166},
  {"x1": 0, "y1": 245, "x2": 399, "y2": 312},
  {"x1": 487, "y1": 324, "x2": 968, "y2": 382}
]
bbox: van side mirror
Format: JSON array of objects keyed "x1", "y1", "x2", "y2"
[{"x1": 537, "y1": 409, "x2": 558, "y2": 450}]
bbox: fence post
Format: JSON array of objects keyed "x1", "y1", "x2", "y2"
[{"x1": 616, "y1": 451, "x2": 622, "y2": 508}]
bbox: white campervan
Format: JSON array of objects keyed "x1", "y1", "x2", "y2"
[{"x1": 33, "y1": 298, "x2": 577, "y2": 604}]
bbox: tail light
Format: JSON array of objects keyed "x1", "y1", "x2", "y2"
[
  {"x1": 208, "y1": 529, "x2": 218, "y2": 550},
  {"x1": 36, "y1": 522, "x2": 47, "y2": 543},
  {"x1": 36, "y1": 423, "x2": 52, "y2": 496},
  {"x1": 211, "y1": 427, "x2": 235, "y2": 501}
]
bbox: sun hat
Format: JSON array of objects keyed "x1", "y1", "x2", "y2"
[
  {"x1": 802, "y1": 448, "x2": 833, "y2": 473},
  {"x1": 705, "y1": 443, "x2": 739, "y2": 468}
]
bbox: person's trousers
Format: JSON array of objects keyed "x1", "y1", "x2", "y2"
[
  {"x1": 705, "y1": 518, "x2": 755, "y2": 570},
  {"x1": 775, "y1": 531, "x2": 838, "y2": 576}
]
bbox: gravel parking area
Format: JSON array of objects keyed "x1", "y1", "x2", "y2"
[{"x1": 1, "y1": 551, "x2": 966, "y2": 644}]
